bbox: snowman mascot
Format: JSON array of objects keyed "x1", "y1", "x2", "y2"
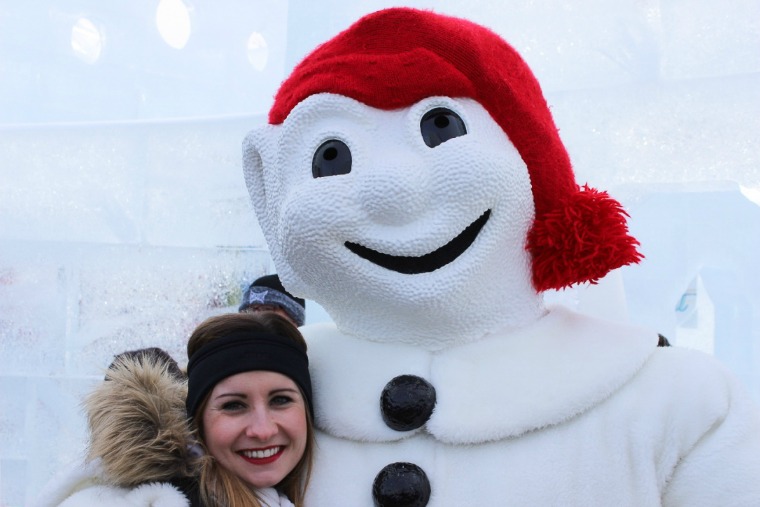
[{"x1": 243, "y1": 8, "x2": 760, "y2": 506}]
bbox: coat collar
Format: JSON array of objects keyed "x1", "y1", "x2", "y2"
[{"x1": 304, "y1": 306, "x2": 657, "y2": 445}]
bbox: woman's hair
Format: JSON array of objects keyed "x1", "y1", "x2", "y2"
[{"x1": 187, "y1": 312, "x2": 315, "y2": 507}]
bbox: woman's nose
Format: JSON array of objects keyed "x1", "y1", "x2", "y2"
[{"x1": 244, "y1": 410, "x2": 278, "y2": 440}]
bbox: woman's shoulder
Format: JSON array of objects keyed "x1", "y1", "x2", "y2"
[
  {"x1": 32, "y1": 458, "x2": 102, "y2": 507},
  {"x1": 58, "y1": 482, "x2": 190, "y2": 507},
  {"x1": 33, "y1": 458, "x2": 192, "y2": 507}
]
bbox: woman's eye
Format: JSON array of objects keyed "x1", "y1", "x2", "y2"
[
  {"x1": 420, "y1": 107, "x2": 467, "y2": 148},
  {"x1": 312, "y1": 139, "x2": 352, "y2": 178},
  {"x1": 220, "y1": 401, "x2": 245, "y2": 412},
  {"x1": 271, "y1": 395, "x2": 294, "y2": 407}
]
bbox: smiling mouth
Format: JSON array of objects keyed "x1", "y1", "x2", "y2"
[
  {"x1": 345, "y1": 210, "x2": 491, "y2": 274},
  {"x1": 239, "y1": 446, "x2": 283, "y2": 465}
]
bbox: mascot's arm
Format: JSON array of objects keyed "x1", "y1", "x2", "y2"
[{"x1": 662, "y1": 364, "x2": 760, "y2": 507}]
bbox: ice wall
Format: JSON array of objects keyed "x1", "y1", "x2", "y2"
[{"x1": 1, "y1": 0, "x2": 759, "y2": 505}]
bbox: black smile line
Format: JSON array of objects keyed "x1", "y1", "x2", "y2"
[{"x1": 344, "y1": 210, "x2": 491, "y2": 274}]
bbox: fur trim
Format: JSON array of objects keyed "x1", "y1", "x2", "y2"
[
  {"x1": 85, "y1": 356, "x2": 198, "y2": 487},
  {"x1": 125, "y1": 482, "x2": 190, "y2": 507},
  {"x1": 527, "y1": 185, "x2": 643, "y2": 291}
]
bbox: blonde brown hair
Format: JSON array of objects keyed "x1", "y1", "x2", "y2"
[{"x1": 187, "y1": 312, "x2": 315, "y2": 507}]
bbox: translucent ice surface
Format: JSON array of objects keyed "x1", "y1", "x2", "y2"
[{"x1": 1, "y1": 0, "x2": 759, "y2": 505}]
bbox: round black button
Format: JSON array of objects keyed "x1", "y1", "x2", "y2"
[
  {"x1": 373, "y1": 462, "x2": 431, "y2": 507},
  {"x1": 380, "y1": 375, "x2": 436, "y2": 431}
]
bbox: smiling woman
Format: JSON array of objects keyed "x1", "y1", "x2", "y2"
[
  {"x1": 33, "y1": 313, "x2": 314, "y2": 507},
  {"x1": 186, "y1": 313, "x2": 315, "y2": 507}
]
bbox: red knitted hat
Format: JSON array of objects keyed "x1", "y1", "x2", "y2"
[{"x1": 269, "y1": 7, "x2": 642, "y2": 291}]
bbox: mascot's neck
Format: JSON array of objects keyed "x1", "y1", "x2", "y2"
[{"x1": 326, "y1": 291, "x2": 547, "y2": 351}]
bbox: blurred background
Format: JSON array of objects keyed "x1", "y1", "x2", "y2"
[{"x1": 1, "y1": 0, "x2": 759, "y2": 504}]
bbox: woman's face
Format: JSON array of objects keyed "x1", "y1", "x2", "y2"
[{"x1": 202, "y1": 370, "x2": 308, "y2": 489}]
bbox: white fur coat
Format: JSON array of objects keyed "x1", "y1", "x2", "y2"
[
  {"x1": 34, "y1": 458, "x2": 295, "y2": 507},
  {"x1": 302, "y1": 307, "x2": 760, "y2": 506}
]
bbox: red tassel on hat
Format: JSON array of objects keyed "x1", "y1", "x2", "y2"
[{"x1": 527, "y1": 185, "x2": 644, "y2": 291}]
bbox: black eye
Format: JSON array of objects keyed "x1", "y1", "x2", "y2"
[
  {"x1": 312, "y1": 139, "x2": 352, "y2": 178},
  {"x1": 420, "y1": 108, "x2": 467, "y2": 148}
]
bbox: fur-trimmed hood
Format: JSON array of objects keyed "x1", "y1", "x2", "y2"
[{"x1": 85, "y1": 355, "x2": 199, "y2": 487}]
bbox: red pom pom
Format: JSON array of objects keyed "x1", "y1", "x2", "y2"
[{"x1": 526, "y1": 185, "x2": 643, "y2": 292}]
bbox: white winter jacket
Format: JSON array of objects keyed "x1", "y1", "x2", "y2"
[{"x1": 34, "y1": 458, "x2": 294, "y2": 507}]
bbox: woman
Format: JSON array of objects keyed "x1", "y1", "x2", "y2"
[
  {"x1": 187, "y1": 312, "x2": 315, "y2": 506},
  {"x1": 34, "y1": 312, "x2": 315, "y2": 507}
]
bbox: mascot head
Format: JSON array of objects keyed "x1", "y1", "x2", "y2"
[
  {"x1": 269, "y1": 7, "x2": 642, "y2": 292},
  {"x1": 244, "y1": 8, "x2": 641, "y2": 346}
]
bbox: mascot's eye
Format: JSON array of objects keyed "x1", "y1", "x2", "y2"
[
  {"x1": 420, "y1": 108, "x2": 467, "y2": 148},
  {"x1": 312, "y1": 139, "x2": 352, "y2": 178}
]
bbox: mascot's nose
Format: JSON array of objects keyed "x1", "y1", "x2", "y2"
[{"x1": 358, "y1": 164, "x2": 430, "y2": 226}]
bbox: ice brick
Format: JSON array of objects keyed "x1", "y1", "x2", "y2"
[
  {"x1": 0, "y1": 458, "x2": 27, "y2": 507},
  {"x1": 68, "y1": 244, "x2": 268, "y2": 374},
  {"x1": 0, "y1": 249, "x2": 67, "y2": 376}
]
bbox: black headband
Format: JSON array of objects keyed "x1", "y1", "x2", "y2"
[{"x1": 186, "y1": 332, "x2": 313, "y2": 420}]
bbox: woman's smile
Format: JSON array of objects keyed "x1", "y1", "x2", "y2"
[{"x1": 239, "y1": 446, "x2": 284, "y2": 464}]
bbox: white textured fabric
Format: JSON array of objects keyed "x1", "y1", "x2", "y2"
[
  {"x1": 243, "y1": 93, "x2": 760, "y2": 506},
  {"x1": 32, "y1": 459, "x2": 103, "y2": 507},
  {"x1": 34, "y1": 462, "x2": 295, "y2": 507},
  {"x1": 306, "y1": 306, "x2": 656, "y2": 444},
  {"x1": 32, "y1": 459, "x2": 189, "y2": 507},
  {"x1": 301, "y1": 312, "x2": 760, "y2": 506},
  {"x1": 244, "y1": 95, "x2": 545, "y2": 350},
  {"x1": 258, "y1": 487, "x2": 295, "y2": 507}
]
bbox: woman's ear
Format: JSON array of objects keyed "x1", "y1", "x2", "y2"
[{"x1": 242, "y1": 124, "x2": 279, "y2": 235}]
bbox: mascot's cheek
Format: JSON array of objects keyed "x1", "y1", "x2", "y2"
[{"x1": 276, "y1": 181, "x2": 359, "y2": 268}]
